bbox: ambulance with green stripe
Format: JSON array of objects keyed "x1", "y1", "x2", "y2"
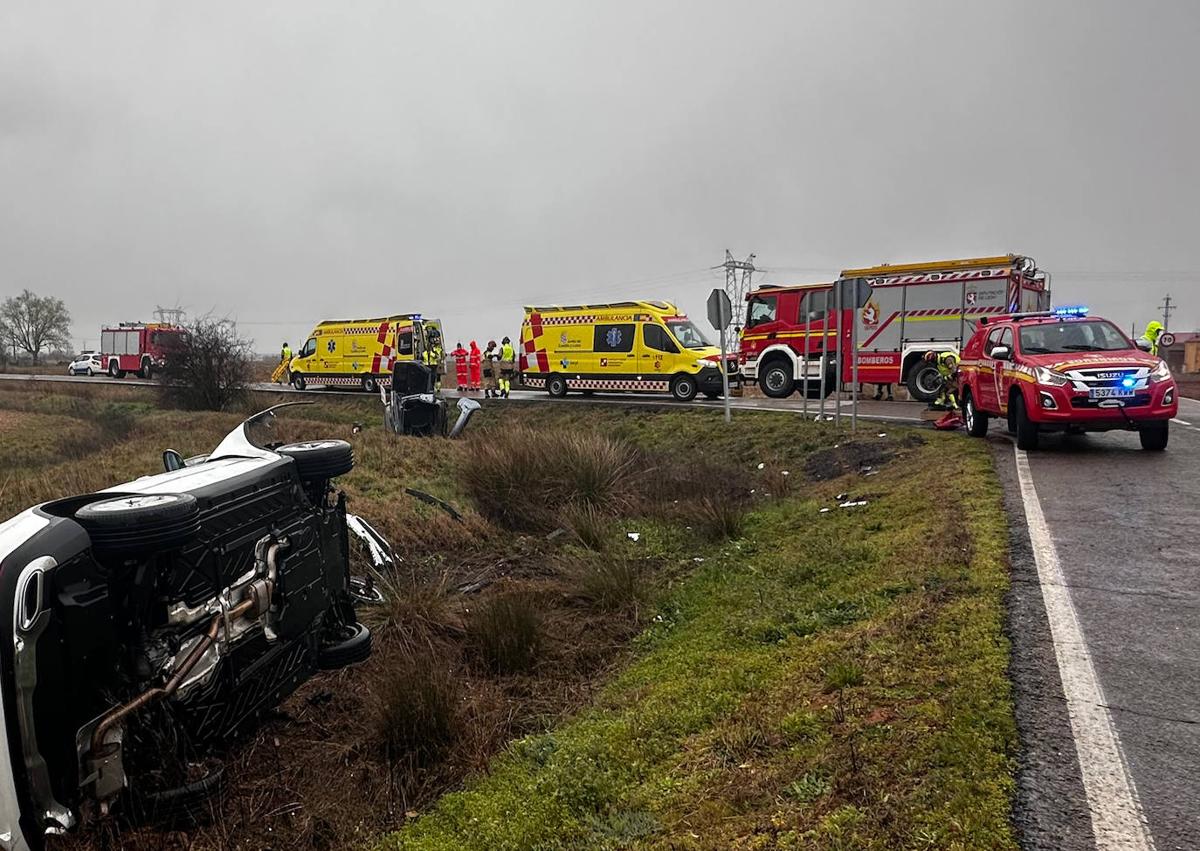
[
  {"x1": 739, "y1": 255, "x2": 1051, "y2": 401},
  {"x1": 287, "y1": 314, "x2": 443, "y2": 392},
  {"x1": 518, "y1": 301, "x2": 736, "y2": 401}
]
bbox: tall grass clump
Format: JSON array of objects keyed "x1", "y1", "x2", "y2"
[
  {"x1": 572, "y1": 556, "x2": 651, "y2": 613},
  {"x1": 462, "y1": 426, "x2": 637, "y2": 530},
  {"x1": 372, "y1": 651, "x2": 460, "y2": 767},
  {"x1": 559, "y1": 502, "x2": 611, "y2": 550},
  {"x1": 467, "y1": 593, "x2": 543, "y2": 674},
  {"x1": 693, "y1": 495, "x2": 747, "y2": 542}
]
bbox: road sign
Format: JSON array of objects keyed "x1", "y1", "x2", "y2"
[
  {"x1": 707, "y1": 288, "x2": 732, "y2": 331},
  {"x1": 1159, "y1": 331, "x2": 1177, "y2": 348}
]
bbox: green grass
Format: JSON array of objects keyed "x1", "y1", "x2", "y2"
[{"x1": 376, "y1": 434, "x2": 1017, "y2": 850}]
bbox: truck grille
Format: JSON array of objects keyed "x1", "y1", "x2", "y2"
[
  {"x1": 1063, "y1": 366, "x2": 1149, "y2": 393},
  {"x1": 1069, "y1": 394, "x2": 1150, "y2": 409}
]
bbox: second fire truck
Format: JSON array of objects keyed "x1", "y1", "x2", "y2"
[{"x1": 739, "y1": 254, "x2": 1051, "y2": 401}]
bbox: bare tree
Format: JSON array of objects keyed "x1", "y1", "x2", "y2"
[
  {"x1": 157, "y1": 317, "x2": 252, "y2": 410},
  {"x1": 0, "y1": 290, "x2": 72, "y2": 364}
]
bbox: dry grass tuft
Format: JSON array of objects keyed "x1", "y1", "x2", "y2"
[{"x1": 467, "y1": 592, "x2": 543, "y2": 674}]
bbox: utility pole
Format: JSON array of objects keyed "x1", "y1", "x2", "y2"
[
  {"x1": 154, "y1": 306, "x2": 187, "y2": 326},
  {"x1": 715, "y1": 250, "x2": 757, "y2": 330},
  {"x1": 1159, "y1": 294, "x2": 1176, "y2": 331}
]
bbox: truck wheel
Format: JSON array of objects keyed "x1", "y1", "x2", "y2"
[
  {"x1": 361, "y1": 375, "x2": 378, "y2": 393},
  {"x1": 704, "y1": 391, "x2": 720, "y2": 401},
  {"x1": 963, "y1": 391, "x2": 989, "y2": 437},
  {"x1": 547, "y1": 375, "x2": 568, "y2": 397},
  {"x1": 1012, "y1": 393, "x2": 1039, "y2": 450},
  {"x1": 291, "y1": 372, "x2": 307, "y2": 391},
  {"x1": 906, "y1": 363, "x2": 942, "y2": 403},
  {"x1": 277, "y1": 439, "x2": 354, "y2": 480},
  {"x1": 1139, "y1": 421, "x2": 1169, "y2": 451},
  {"x1": 317, "y1": 622, "x2": 372, "y2": 669},
  {"x1": 139, "y1": 360, "x2": 153, "y2": 379},
  {"x1": 75, "y1": 493, "x2": 201, "y2": 554},
  {"x1": 670, "y1": 374, "x2": 698, "y2": 402},
  {"x1": 108, "y1": 361, "x2": 120, "y2": 378},
  {"x1": 758, "y1": 361, "x2": 794, "y2": 398}
]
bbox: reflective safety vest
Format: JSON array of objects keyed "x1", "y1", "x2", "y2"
[
  {"x1": 500, "y1": 342, "x2": 515, "y2": 362},
  {"x1": 281, "y1": 346, "x2": 292, "y2": 361}
]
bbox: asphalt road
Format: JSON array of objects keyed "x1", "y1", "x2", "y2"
[{"x1": 997, "y1": 396, "x2": 1200, "y2": 851}]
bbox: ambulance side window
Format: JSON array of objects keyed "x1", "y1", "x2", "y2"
[
  {"x1": 396, "y1": 331, "x2": 414, "y2": 357},
  {"x1": 300, "y1": 338, "x2": 317, "y2": 357},
  {"x1": 643, "y1": 323, "x2": 679, "y2": 354},
  {"x1": 746, "y1": 295, "x2": 777, "y2": 328},
  {"x1": 594, "y1": 323, "x2": 635, "y2": 353}
]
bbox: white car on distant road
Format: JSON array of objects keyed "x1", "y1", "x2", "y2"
[{"x1": 68, "y1": 352, "x2": 103, "y2": 376}]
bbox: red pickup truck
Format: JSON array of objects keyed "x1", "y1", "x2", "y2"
[{"x1": 958, "y1": 309, "x2": 1178, "y2": 450}]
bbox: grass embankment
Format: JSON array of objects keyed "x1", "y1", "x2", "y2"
[
  {"x1": 0, "y1": 383, "x2": 1015, "y2": 850},
  {"x1": 379, "y1": 420, "x2": 1016, "y2": 850}
]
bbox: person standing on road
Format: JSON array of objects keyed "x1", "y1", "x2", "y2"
[
  {"x1": 498, "y1": 336, "x2": 516, "y2": 399},
  {"x1": 468, "y1": 340, "x2": 482, "y2": 391},
  {"x1": 483, "y1": 340, "x2": 500, "y2": 398},
  {"x1": 451, "y1": 342, "x2": 469, "y2": 390},
  {"x1": 873, "y1": 382, "x2": 894, "y2": 401},
  {"x1": 274, "y1": 342, "x2": 293, "y2": 384},
  {"x1": 1137, "y1": 321, "x2": 1165, "y2": 356}
]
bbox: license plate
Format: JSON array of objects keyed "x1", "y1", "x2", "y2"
[{"x1": 1089, "y1": 387, "x2": 1135, "y2": 399}]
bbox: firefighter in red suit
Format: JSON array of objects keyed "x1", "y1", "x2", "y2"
[
  {"x1": 468, "y1": 340, "x2": 482, "y2": 391},
  {"x1": 451, "y1": 342, "x2": 469, "y2": 391}
]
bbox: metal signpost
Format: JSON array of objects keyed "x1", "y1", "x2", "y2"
[
  {"x1": 818, "y1": 289, "x2": 830, "y2": 421},
  {"x1": 802, "y1": 294, "x2": 811, "y2": 418},
  {"x1": 707, "y1": 289, "x2": 733, "y2": 423},
  {"x1": 834, "y1": 280, "x2": 843, "y2": 428},
  {"x1": 851, "y1": 278, "x2": 861, "y2": 434}
]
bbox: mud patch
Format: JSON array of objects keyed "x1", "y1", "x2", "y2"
[{"x1": 803, "y1": 433, "x2": 924, "y2": 481}]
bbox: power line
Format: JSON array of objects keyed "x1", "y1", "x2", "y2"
[
  {"x1": 1160, "y1": 294, "x2": 1177, "y2": 331},
  {"x1": 715, "y1": 250, "x2": 757, "y2": 328}
]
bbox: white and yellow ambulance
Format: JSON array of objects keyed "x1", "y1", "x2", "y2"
[
  {"x1": 288, "y1": 314, "x2": 443, "y2": 391},
  {"x1": 517, "y1": 301, "x2": 734, "y2": 401}
]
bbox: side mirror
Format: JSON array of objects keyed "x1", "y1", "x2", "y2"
[
  {"x1": 162, "y1": 449, "x2": 184, "y2": 472},
  {"x1": 990, "y1": 345, "x2": 1011, "y2": 361},
  {"x1": 1135, "y1": 338, "x2": 1152, "y2": 352}
]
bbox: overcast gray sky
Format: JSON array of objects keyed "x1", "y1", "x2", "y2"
[{"x1": 2, "y1": 0, "x2": 1197, "y2": 352}]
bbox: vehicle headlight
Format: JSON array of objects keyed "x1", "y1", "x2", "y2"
[
  {"x1": 1033, "y1": 366, "x2": 1070, "y2": 387},
  {"x1": 1149, "y1": 360, "x2": 1172, "y2": 383},
  {"x1": 695, "y1": 360, "x2": 713, "y2": 370}
]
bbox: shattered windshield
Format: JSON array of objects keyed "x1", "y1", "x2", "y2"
[
  {"x1": 1018, "y1": 320, "x2": 1131, "y2": 354},
  {"x1": 666, "y1": 319, "x2": 712, "y2": 349}
]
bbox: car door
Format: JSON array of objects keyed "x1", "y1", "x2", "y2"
[
  {"x1": 594, "y1": 322, "x2": 636, "y2": 379},
  {"x1": 640, "y1": 322, "x2": 679, "y2": 379},
  {"x1": 989, "y1": 327, "x2": 1014, "y2": 414},
  {"x1": 976, "y1": 328, "x2": 1004, "y2": 410}
]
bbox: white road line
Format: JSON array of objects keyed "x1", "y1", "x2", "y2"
[
  {"x1": 1172, "y1": 419, "x2": 1191, "y2": 426},
  {"x1": 1014, "y1": 446, "x2": 1156, "y2": 851}
]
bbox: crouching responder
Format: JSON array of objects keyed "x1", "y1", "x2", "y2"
[
  {"x1": 924, "y1": 350, "x2": 960, "y2": 410},
  {"x1": 498, "y1": 336, "x2": 516, "y2": 399},
  {"x1": 1137, "y1": 321, "x2": 1164, "y2": 356}
]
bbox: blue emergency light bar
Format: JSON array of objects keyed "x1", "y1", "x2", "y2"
[{"x1": 1052, "y1": 305, "x2": 1089, "y2": 317}]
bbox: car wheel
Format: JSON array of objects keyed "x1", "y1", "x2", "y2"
[
  {"x1": 906, "y1": 362, "x2": 943, "y2": 403},
  {"x1": 963, "y1": 391, "x2": 989, "y2": 437},
  {"x1": 291, "y1": 372, "x2": 306, "y2": 391},
  {"x1": 547, "y1": 375, "x2": 568, "y2": 397},
  {"x1": 581, "y1": 389, "x2": 595, "y2": 397},
  {"x1": 1012, "y1": 393, "x2": 1039, "y2": 450},
  {"x1": 361, "y1": 374, "x2": 378, "y2": 393},
  {"x1": 670, "y1": 374, "x2": 698, "y2": 402},
  {"x1": 75, "y1": 493, "x2": 201, "y2": 554},
  {"x1": 758, "y1": 361, "x2": 794, "y2": 398},
  {"x1": 1139, "y1": 421, "x2": 1169, "y2": 451},
  {"x1": 87, "y1": 367, "x2": 94, "y2": 377},
  {"x1": 317, "y1": 622, "x2": 372, "y2": 669},
  {"x1": 277, "y1": 439, "x2": 354, "y2": 480}
]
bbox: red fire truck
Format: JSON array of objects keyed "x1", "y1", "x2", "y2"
[
  {"x1": 100, "y1": 322, "x2": 188, "y2": 378},
  {"x1": 739, "y1": 255, "x2": 1051, "y2": 401}
]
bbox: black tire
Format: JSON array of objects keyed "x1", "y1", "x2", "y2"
[
  {"x1": 963, "y1": 391, "x2": 989, "y2": 438},
  {"x1": 547, "y1": 374, "x2": 568, "y2": 397},
  {"x1": 139, "y1": 360, "x2": 153, "y2": 379},
  {"x1": 581, "y1": 389, "x2": 596, "y2": 397},
  {"x1": 317, "y1": 622, "x2": 372, "y2": 669},
  {"x1": 277, "y1": 439, "x2": 354, "y2": 480},
  {"x1": 75, "y1": 493, "x2": 201, "y2": 554},
  {"x1": 704, "y1": 391, "x2": 720, "y2": 401},
  {"x1": 1012, "y1": 393, "x2": 1039, "y2": 450},
  {"x1": 291, "y1": 372, "x2": 306, "y2": 391},
  {"x1": 361, "y1": 374, "x2": 378, "y2": 393},
  {"x1": 906, "y1": 362, "x2": 943, "y2": 403},
  {"x1": 86, "y1": 368, "x2": 94, "y2": 377},
  {"x1": 1139, "y1": 421, "x2": 1169, "y2": 451},
  {"x1": 108, "y1": 361, "x2": 120, "y2": 378},
  {"x1": 670, "y1": 374, "x2": 698, "y2": 402},
  {"x1": 758, "y1": 360, "x2": 795, "y2": 398}
]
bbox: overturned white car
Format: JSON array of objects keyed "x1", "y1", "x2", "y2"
[{"x1": 0, "y1": 404, "x2": 381, "y2": 847}]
